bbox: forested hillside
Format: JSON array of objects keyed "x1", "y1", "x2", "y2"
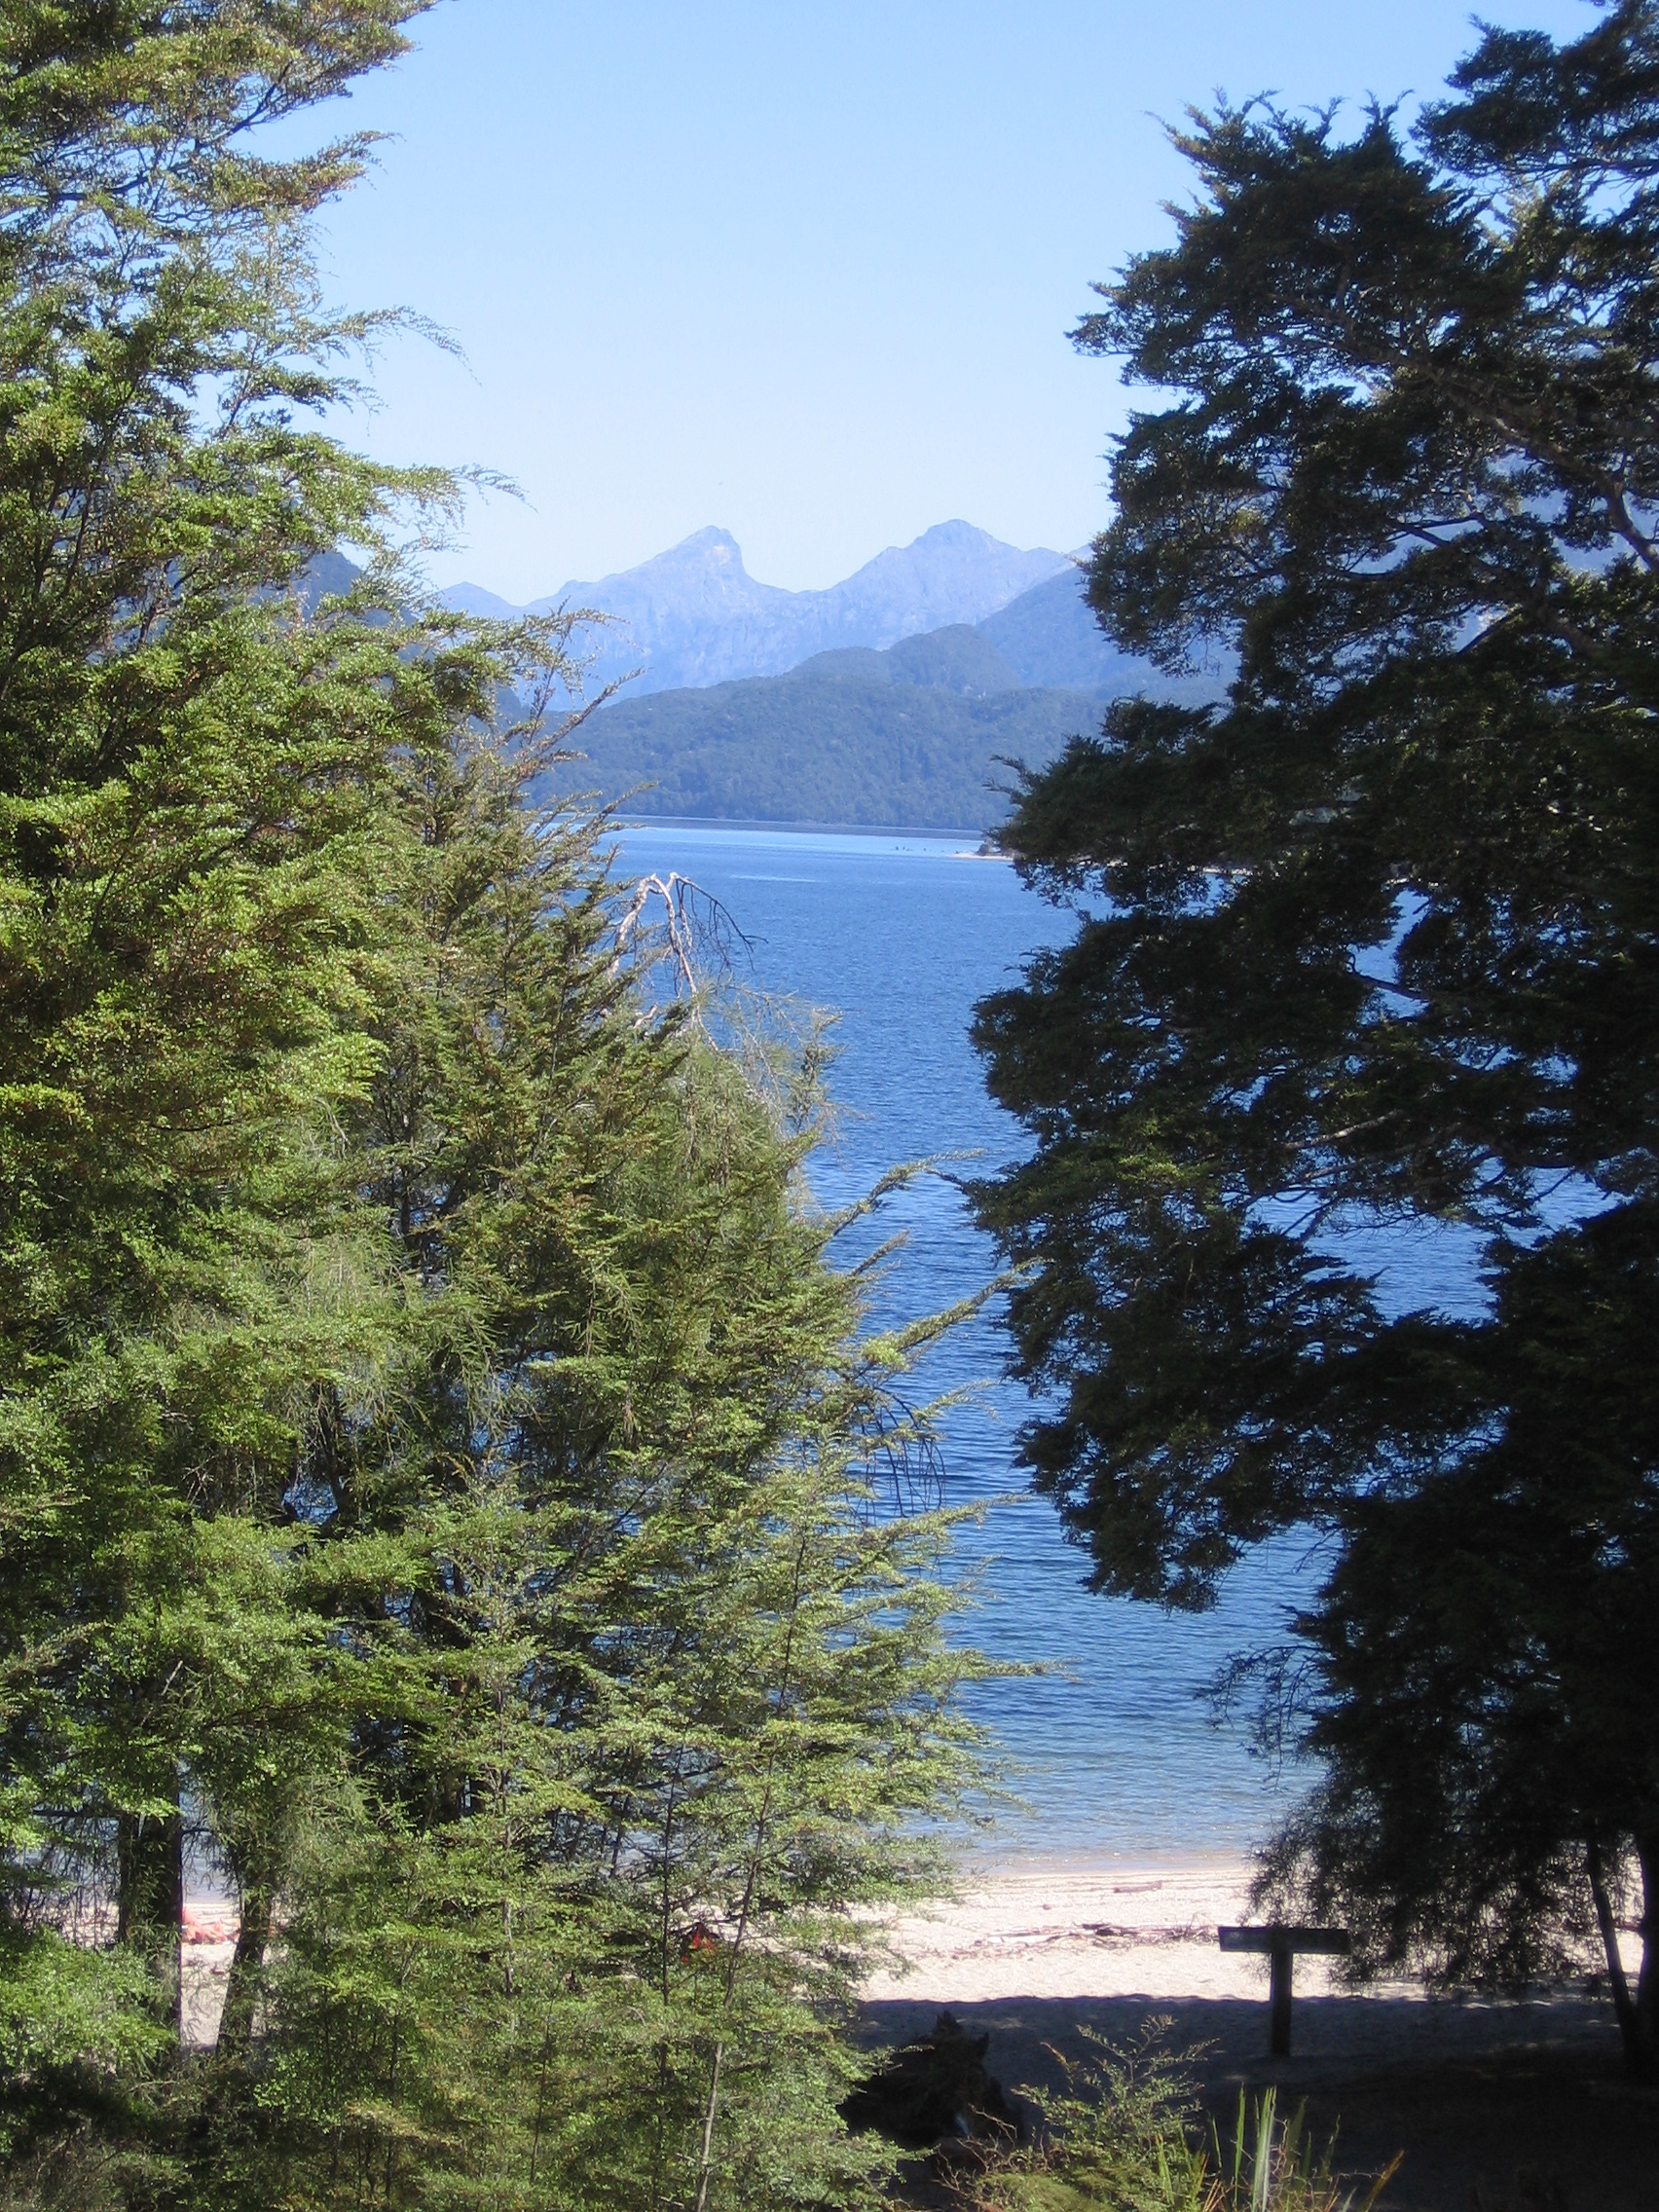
[
  {"x1": 550, "y1": 655, "x2": 1103, "y2": 830},
  {"x1": 538, "y1": 575, "x2": 1224, "y2": 830}
]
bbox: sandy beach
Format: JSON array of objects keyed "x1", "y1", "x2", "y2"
[
  {"x1": 859, "y1": 1856, "x2": 1653, "y2": 2211},
  {"x1": 864, "y1": 1855, "x2": 1337, "y2": 2005},
  {"x1": 177, "y1": 1856, "x2": 1289, "y2": 2046},
  {"x1": 177, "y1": 1862, "x2": 1652, "y2": 2205},
  {"x1": 865, "y1": 1848, "x2": 1644, "y2": 2008}
]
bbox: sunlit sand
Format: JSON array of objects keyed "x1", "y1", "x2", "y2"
[{"x1": 865, "y1": 1856, "x2": 1352, "y2": 2004}]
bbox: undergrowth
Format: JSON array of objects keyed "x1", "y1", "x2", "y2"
[{"x1": 956, "y1": 2024, "x2": 1400, "y2": 2212}]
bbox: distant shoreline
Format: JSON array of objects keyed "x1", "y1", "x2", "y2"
[{"x1": 610, "y1": 813, "x2": 1011, "y2": 850}]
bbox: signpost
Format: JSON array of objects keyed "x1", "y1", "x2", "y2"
[{"x1": 1217, "y1": 1925, "x2": 1350, "y2": 2057}]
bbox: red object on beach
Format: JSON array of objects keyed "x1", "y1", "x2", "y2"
[{"x1": 180, "y1": 1906, "x2": 239, "y2": 1945}]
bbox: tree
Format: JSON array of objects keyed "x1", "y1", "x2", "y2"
[
  {"x1": 0, "y1": 0, "x2": 446, "y2": 2127},
  {"x1": 203, "y1": 708, "x2": 980, "y2": 2212},
  {"x1": 1, "y1": 7, "x2": 981, "y2": 2200},
  {"x1": 972, "y1": 0, "x2": 1659, "y2": 2075}
]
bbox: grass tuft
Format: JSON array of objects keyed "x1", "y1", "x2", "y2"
[{"x1": 953, "y1": 2023, "x2": 1401, "y2": 2212}]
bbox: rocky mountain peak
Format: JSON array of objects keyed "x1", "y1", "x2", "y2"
[{"x1": 440, "y1": 522, "x2": 1070, "y2": 696}]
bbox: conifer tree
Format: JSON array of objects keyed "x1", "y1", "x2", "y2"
[
  {"x1": 1, "y1": 8, "x2": 980, "y2": 2199},
  {"x1": 0, "y1": 0, "x2": 446, "y2": 2120},
  {"x1": 974, "y1": 0, "x2": 1659, "y2": 2075},
  {"x1": 202, "y1": 727, "x2": 977, "y2": 2211}
]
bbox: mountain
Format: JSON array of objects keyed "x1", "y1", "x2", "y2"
[
  {"x1": 791, "y1": 623, "x2": 1023, "y2": 696},
  {"x1": 977, "y1": 565, "x2": 1234, "y2": 697},
  {"x1": 978, "y1": 565, "x2": 1129, "y2": 688},
  {"x1": 440, "y1": 521, "x2": 1070, "y2": 696},
  {"x1": 536, "y1": 563, "x2": 1234, "y2": 830},
  {"x1": 544, "y1": 623, "x2": 1105, "y2": 832},
  {"x1": 304, "y1": 535, "x2": 1224, "y2": 830},
  {"x1": 439, "y1": 580, "x2": 525, "y2": 621}
]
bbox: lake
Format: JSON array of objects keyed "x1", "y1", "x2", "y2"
[{"x1": 612, "y1": 822, "x2": 1316, "y2": 1865}]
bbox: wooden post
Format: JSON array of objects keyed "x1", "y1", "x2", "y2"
[
  {"x1": 1218, "y1": 1925, "x2": 1350, "y2": 2058},
  {"x1": 1270, "y1": 1937, "x2": 1293, "y2": 2057}
]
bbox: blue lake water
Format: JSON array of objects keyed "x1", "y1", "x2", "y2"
[{"x1": 613, "y1": 823, "x2": 1317, "y2": 1865}]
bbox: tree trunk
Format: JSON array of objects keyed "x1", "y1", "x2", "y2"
[
  {"x1": 216, "y1": 1889, "x2": 271, "y2": 2053},
  {"x1": 1634, "y1": 1830, "x2": 1659, "y2": 2083},
  {"x1": 692, "y1": 2040, "x2": 723, "y2": 2212},
  {"x1": 117, "y1": 1789, "x2": 183, "y2": 2041},
  {"x1": 1589, "y1": 1832, "x2": 1658, "y2": 2083}
]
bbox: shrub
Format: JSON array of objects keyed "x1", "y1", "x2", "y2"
[{"x1": 960, "y1": 2027, "x2": 1399, "y2": 2212}]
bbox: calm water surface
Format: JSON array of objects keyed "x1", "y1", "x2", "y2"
[{"x1": 613, "y1": 824, "x2": 1313, "y2": 1863}]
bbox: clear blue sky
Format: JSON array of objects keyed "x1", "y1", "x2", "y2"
[{"x1": 305, "y1": 0, "x2": 1594, "y2": 599}]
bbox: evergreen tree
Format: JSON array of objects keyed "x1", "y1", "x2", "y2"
[
  {"x1": 973, "y1": 1, "x2": 1659, "y2": 2074},
  {"x1": 1, "y1": 7, "x2": 981, "y2": 2200},
  {"x1": 203, "y1": 720, "x2": 979, "y2": 2212},
  {"x1": 0, "y1": 0, "x2": 443, "y2": 2128}
]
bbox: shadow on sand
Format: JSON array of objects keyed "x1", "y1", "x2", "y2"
[{"x1": 858, "y1": 1991, "x2": 1656, "y2": 2211}]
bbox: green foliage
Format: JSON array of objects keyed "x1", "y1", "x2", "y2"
[
  {"x1": 1, "y1": 0, "x2": 449, "y2": 2120},
  {"x1": 547, "y1": 657, "x2": 1103, "y2": 831},
  {"x1": 961, "y1": 2033, "x2": 1395, "y2": 2212},
  {"x1": 0, "y1": 5, "x2": 981, "y2": 2203},
  {"x1": 201, "y1": 733, "x2": 983, "y2": 2212},
  {"x1": 971, "y1": 1, "x2": 1659, "y2": 2075}
]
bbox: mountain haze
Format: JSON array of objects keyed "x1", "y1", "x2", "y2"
[
  {"x1": 532, "y1": 565, "x2": 1228, "y2": 832},
  {"x1": 442, "y1": 521, "x2": 1070, "y2": 695},
  {"x1": 313, "y1": 535, "x2": 1222, "y2": 831}
]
